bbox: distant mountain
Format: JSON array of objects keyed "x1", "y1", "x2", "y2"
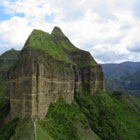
[
  {"x1": 0, "y1": 49, "x2": 20, "y2": 74},
  {"x1": 101, "y1": 62, "x2": 140, "y2": 97}
]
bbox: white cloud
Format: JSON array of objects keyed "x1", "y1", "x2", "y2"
[
  {"x1": 0, "y1": 16, "x2": 32, "y2": 46},
  {"x1": 0, "y1": 0, "x2": 140, "y2": 63}
]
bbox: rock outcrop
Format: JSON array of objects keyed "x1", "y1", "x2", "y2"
[{"x1": 5, "y1": 27, "x2": 105, "y2": 119}]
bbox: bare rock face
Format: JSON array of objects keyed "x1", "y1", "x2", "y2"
[{"x1": 5, "y1": 27, "x2": 105, "y2": 119}]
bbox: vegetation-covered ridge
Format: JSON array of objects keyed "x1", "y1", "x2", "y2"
[
  {"x1": 0, "y1": 91, "x2": 140, "y2": 140},
  {"x1": 0, "y1": 49, "x2": 20, "y2": 74},
  {"x1": 75, "y1": 91, "x2": 140, "y2": 140},
  {"x1": 36, "y1": 98, "x2": 101, "y2": 140},
  {"x1": 22, "y1": 26, "x2": 97, "y2": 66},
  {"x1": 0, "y1": 49, "x2": 20, "y2": 60}
]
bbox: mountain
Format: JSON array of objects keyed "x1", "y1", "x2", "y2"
[
  {"x1": 101, "y1": 62, "x2": 140, "y2": 97},
  {"x1": 0, "y1": 49, "x2": 20, "y2": 100},
  {"x1": 5, "y1": 26, "x2": 105, "y2": 119},
  {"x1": 0, "y1": 27, "x2": 140, "y2": 140},
  {"x1": 0, "y1": 49, "x2": 20, "y2": 74}
]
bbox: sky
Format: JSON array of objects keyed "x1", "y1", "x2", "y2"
[{"x1": 0, "y1": 0, "x2": 140, "y2": 63}]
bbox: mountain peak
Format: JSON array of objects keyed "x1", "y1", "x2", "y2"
[
  {"x1": 31, "y1": 29, "x2": 45, "y2": 34},
  {"x1": 51, "y1": 26, "x2": 66, "y2": 37}
]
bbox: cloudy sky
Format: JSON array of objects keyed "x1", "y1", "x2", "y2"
[{"x1": 0, "y1": 0, "x2": 140, "y2": 63}]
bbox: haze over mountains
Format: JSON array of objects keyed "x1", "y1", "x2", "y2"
[{"x1": 101, "y1": 62, "x2": 140, "y2": 97}]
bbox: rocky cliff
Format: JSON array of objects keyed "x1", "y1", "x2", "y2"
[{"x1": 5, "y1": 27, "x2": 105, "y2": 119}]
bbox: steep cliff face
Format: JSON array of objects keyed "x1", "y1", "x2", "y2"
[{"x1": 5, "y1": 27, "x2": 105, "y2": 119}]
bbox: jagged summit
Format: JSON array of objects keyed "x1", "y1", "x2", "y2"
[
  {"x1": 29, "y1": 26, "x2": 66, "y2": 39},
  {"x1": 23, "y1": 27, "x2": 75, "y2": 63},
  {"x1": 51, "y1": 26, "x2": 66, "y2": 37},
  {"x1": 23, "y1": 27, "x2": 97, "y2": 66}
]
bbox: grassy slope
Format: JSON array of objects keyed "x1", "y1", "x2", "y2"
[
  {"x1": 10, "y1": 119, "x2": 34, "y2": 140},
  {"x1": 23, "y1": 29, "x2": 77, "y2": 63},
  {"x1": 75, "y1": 91, "x2": 140, "y2": 140},
  {"x1": 23, "y1": 27, "x2": 97, "y2": 67},
  {"x1": 37, "y1": 98, "x2": 100, "y2": 140},
  {"x1": 0, "y1": 49, "x2": 20, "y2": 73},
  {"x1": 0, "y1": 92, "x2": 140, "y2": 140},
  {"x1": 0, "y1": 97, "x2": 100, "y2": 140}
]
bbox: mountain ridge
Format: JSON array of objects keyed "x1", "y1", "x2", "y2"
[
  {"x1": 101, "y1": 61, "x2": 140, "y2": 97},
  {"x1": 0, "y1": 27, "x2": 140, "y2": 140},
  {"x1": 5, "y1": 27, "x2": 105, "y2": 119}
]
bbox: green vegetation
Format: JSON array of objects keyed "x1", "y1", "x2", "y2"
[
  {"x1": 0, "y1": 49, "x2": 20, "y2": 60},
  {"x1": 75, "y1": 91, "x2": 140, "y2": 140},
  {"x1": 0, "y1": 100, "x2": 10, "y2": 126},
  {"x1": 0, "y1": 104, "x2": 34, "y2": 140},
  {"x1": 0, "y1": 99, "x2": 17, "y2": 140},
  {"x1": 105, "y1": 71, "x2": 140, "y2": 97},
  {"x1": 23, "y1": 28, "x2": 77, "y2": 63},
  {"x1": 0, "y1": 48, "x2": 20, "y2": 140},
  {"x1": 23, "y1": 28, "x2": 97, "y2": 67},
  {"x1": 10, "y1": 119, "x2": 34, "y2": 140},
  {"x1": 37, "y1": 98, "x2": 86, "y2": 140},
  {"x1": 37, "y1": 98, "x2": 100, "y2": 140},
  {"x1": 0, "y1": 118, "x2": 18, "y2": 140},
  {"x1": 0, "y1": 29, "x2": 140, "y2": 140},
  {"x1": 51, "y1": 26, "x2": 66, "y2": 37},
  {"x1": 0, "y1": 75, "x2": 5, "y2": 101},
  {"x1": 0, "y1": 92, "x2": 140, "y2": 140},
  {"x1": 0, "y1": 48, "x2": 20, "y2": 73},
  {"x1": 101, "y1": 62, "x2": 140, "y2": 97},
  {"x1": 0, "y1": 49, "x2": 19, "y2": 100}
]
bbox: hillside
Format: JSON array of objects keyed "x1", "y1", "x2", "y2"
[
  {"x1": 0, "y1": 27, "x2": 140, "y2": 140},
  {"x1": 0, "y1": 49, "x2": 20, "y2": 74},
  {"x1": 0, "y1": 49, "x2": 20, "y2": 100},
  {"x1": 0, "y1": 91, "x2": 140, "y2": 140},
  {"x1": 101, "y1": 62, "x2": 140, "y2": 97}
]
